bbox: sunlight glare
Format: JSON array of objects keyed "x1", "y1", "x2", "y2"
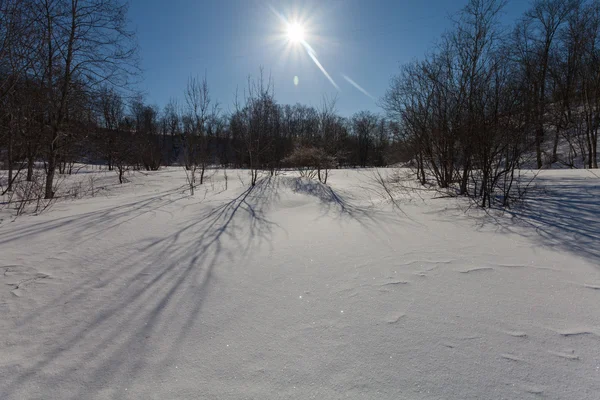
[
  {"x1": 287, "y1": 23, "x2": 305, "y2": 44},
  {"x1": 269, "y1": 5, "x2": 340, "y2": 91}
]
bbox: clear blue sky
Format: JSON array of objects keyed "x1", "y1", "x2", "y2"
[{"x1": 128, "y1": 0, "x2": 530, "y2": 116}]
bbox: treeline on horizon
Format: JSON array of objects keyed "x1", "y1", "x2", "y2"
[
  {"x1": 1, "y1": 0, "x2": 599, "y2": 208},
  {"x1": 382, "y1": 0, "x2": 599, "y2": 206}
]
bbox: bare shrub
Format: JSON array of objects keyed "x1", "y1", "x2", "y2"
[
  {"x1": 283, "y1": 146, "x2": 336, "y2": 183},
  {"x1": 7, "y1": 171, "x2": 56, "y2": 216}
]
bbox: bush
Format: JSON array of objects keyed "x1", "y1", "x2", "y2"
[{"x1": 283, "y1": 146, "x2": 336, "y2": 184}]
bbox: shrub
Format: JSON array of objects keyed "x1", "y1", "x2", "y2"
[{"x1": 283, "y1": 146, "x2": 336, "y2": 184}]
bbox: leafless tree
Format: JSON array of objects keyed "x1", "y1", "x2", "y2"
[
  {"x1": 0, "y1": 0, "x2": 38, "y2": 191},
  {"x1": 514, "y1": 0, "x2": 580, "y2": 168},
  {"x1": 234, "y1": 69, "x2": 279, "y2": 186},
  {"x1": 352, "y1": 111, "x2": 378, "y2": 168},
  {"x1": 181, "y1": 74, "x2": 213, "y2": 194},
  {"x1": 161, "y1": 98, "x2": 180, "y2": 165},
  {"x1": 284, "y1": 146, "x2": 335, "y2": 183},
  {"x1": 29, "y1": 0, "x2": 138, "y2": 199},
  {"x1": 383, "y1": 0, "x2": 533, "y2": 207}
]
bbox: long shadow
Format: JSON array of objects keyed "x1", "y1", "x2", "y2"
[
  {"x1": 0, "y1": 178, "x2": 279, "y2": 399},
  {"x1": 2, "y1": 175, "x2": 406, "y2": 398},
  {"x1": 280, "y1": 176, "x2": 407, "y2": 235},
  {"x1": 0, "y1": 183, "x2": 190, "y2": 245},
  {"x1": 284, "y1": 177, "x2": 371, "y2": 217},
  {"x1": 479, "y1": 175, "x2": 600, "y2": 265}
]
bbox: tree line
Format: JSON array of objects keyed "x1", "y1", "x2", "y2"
[
  {"x1": 1, "y1": 0, "x2": 137, "y2": 198},
  {"x1": 3, "y1": 0, "x2": 598, "y2": 208},
  {"x1": 383, "y1": 0, "x2": 600, "y2": 207},
  {"x1": 0, "y1": 1, "x2": 400, "y2": 199}
]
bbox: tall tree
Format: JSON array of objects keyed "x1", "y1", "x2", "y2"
[{"x1": 32, "y1": 0, "x2": 138, "y2": 198}]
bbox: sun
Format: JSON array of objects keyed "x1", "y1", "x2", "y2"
[{"x1": 287, "y1": 22, "x2": 305, "y2": 44}]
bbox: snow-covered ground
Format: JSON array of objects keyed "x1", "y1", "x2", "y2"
[{"x1": 1, "y1": 167, "x2": 599, "y2": 399}]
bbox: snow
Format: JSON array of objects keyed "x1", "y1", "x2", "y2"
[{"x1": 1, "y1": 167, "x2": 599, "y2": 399}]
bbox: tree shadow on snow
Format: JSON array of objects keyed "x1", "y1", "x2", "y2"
[
  {"x1": 0, "y1": 178, "x2": 280, "y2": 399},
  {"x1": 283, "y1": 177, "x2": 373, "y2": 220},
  {"x1": 281, "y1": 176, "x2": 411, "y2": 236},
  {"x1": 480, "y1": 175, "x2": 600, "y2": 265},
  {"x1": 0, "y1": 174, "x2": 406, "y2": 399},
  {"x1": 0, "y1": 183, "x2": 190, "y2": 246}
]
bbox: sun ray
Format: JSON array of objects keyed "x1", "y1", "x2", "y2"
[
  {"x1": 342, "y1": 74, "x2": 375, "y2": 100},
  {"x1": 306, "y1": 45, "x2": 340, "y2": 90}
]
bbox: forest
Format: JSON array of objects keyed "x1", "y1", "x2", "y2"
[{"x1": 1, "y1": 0, "x2": 599, "y2": 208}]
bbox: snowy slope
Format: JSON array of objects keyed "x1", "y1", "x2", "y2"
[{"x1": 1, "y1": 168, "x2": 599, "y2": 399}]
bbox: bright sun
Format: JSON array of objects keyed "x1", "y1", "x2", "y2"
[{"x1": 287, "y1": 22, "x2": 305, "y2": 44}]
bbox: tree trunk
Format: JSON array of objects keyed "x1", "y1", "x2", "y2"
[
  {"x1": 552, "y1": 130, "x2": 560, "y2": 164},
  {"x1": 7, "y1": 123, "x2": 13, "y2": 192},
  {"x1": 418, "y1": 151, "x2": 426, "y2": 185},
  {"x1": 27, "y1": 156, "x2": 34, "y2": 182},
  {"x1": 593, "y1": 130, "x2": 598, "y2": 168},
  {"x1": 199, "y1": 165, "x2": 205, "y2": 185},
  {"x1": 586, "y1": 127, "x2": 593, "y2": 169},
  {"x1": 44, "y1": 140, "x2": 57, "y2": 199},
  {"x1": 189, "y1": 168, "x2": 195, "y2": 195},
  {"x1": 459, "y1": 159, "x2": 470, "y2": 196},
  {"x1": 535, "y1": 125, "x2": 543, "y2": 169}
]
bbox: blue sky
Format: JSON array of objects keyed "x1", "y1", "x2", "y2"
[{"x1": 128, "y1": 0, "x2": 530, "y2": 116}]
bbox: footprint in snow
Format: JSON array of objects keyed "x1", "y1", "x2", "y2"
[
  {"x1": 379, "y1": 280, "x2": 409, "y2": 287},
  {"x1": 386, "y1": 314, "x2": 406, "y2": 324},
  {"x1": 523, "y1": 386, "x2": 544, "y2": 395},
  {"x1": 5, "y1": 272, "x2": 51, "y2": 295},
  {"x1": 556, "y1": 329, "x2": 598, "y2": 337},
  {"x1": 378, "y1": 281, "x2": 409, "y2": 293},
  {"x1": 460, "y1": 267, "x2": 494, "y2": 274},
  {"x1": 496, "y1": 264, "x2": 528, "y2": 269},
  {"x1": 548, "y1": 350, "x2": 579, "y2": 360},
  {"x1": 501, "y1": 353, "x2": 523, "y2": 362},
  {"x1": 506, "y1": 331, "x2": 528, "y2": 338}
]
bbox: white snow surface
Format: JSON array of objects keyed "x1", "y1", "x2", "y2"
[{"x1": 1, "y1": 168, "x2": 600, "y2": 399}]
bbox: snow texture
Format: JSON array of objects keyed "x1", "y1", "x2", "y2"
[{"x1": 1, "y1": 168, "x2": 599, "y2": 399}]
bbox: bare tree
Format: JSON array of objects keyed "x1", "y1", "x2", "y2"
[
  {"x1": 352, "y1": 111, "x2": 378, "y2": 168},
  {"x1": 30, "y1": 0, "x2": 138, "y2": 199},
  {"x1": 514, "y1": 0, "x2": 580, "y2": 168},
  {"x1": 235, "y1": 69, "x2": 279, "y2": 186},
  {"x1": 578, "y1": 1, "x2": 600, "y2": 168},
  {"x1": 97, "y1": 87, "x2": 124, "y2": 170},
  {"x1": 0, "y1": 0, "x2": 38, "y2": 192},
  {"x1": 284, "y1": 146, "x2": 335, "y2": 183},
  {"x1": 183, "y1": 75, "x2": 208, "y2": 194},
  {"x1": 383, "y1": 0, "x2": 531, "y2": 207},
  {"x1": 161, "y1": 98, "x2": 180, "y2": 165}
]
